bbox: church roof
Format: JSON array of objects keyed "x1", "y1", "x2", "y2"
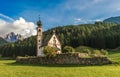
[{"x1": 41, "y1": 34, "x2": 52, "y2": 46}]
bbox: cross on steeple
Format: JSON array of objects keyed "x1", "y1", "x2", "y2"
[{"x1": 38, "y1": 15, "x2": 40, "y2": 21}]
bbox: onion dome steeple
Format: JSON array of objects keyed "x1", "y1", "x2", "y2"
[{"x1": 37, "y1": 15, "x2": 42, "y2": 27}]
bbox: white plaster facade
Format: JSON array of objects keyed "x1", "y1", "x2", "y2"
[{"x1": 47, "y1": 34, "x2": 61, "y2": 54}]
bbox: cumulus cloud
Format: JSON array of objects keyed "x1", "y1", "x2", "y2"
[{"x1": 0, "y1": 17, "x2": 37, "y2": 38}]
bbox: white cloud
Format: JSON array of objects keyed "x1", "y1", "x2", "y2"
[
  {"x1": 74, "y1": 18, "x2": 87, "y2": 24},
  {"x1": 0, "y1": 17, "x2": 37, "y2": 38},
  {"x1": 94, "y1": 19, "x2": 102, "y2": 22},
  {"x1": 74, "y1": 18, "x2": 82, "y2": 21},
  {"x1": 74, "y1": 18, "x2": 103, "y2": 24}
]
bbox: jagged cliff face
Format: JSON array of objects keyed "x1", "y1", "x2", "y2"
[{"x1": 4, "y1": 32, "x2": 22, "y2": 42}]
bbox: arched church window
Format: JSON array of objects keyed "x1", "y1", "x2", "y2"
[{"x1": 53, "y1": 37, "x2": 56, "y2": 43}]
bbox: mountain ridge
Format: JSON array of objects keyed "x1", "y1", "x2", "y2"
[
  {"x1": 104, "y1": 16, "x2": 120, "y2": 24},
  {"x1": 4, "y1": 32, "x2": 22, "y2": 42}
]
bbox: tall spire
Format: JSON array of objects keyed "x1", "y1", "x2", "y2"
[
  {"x1": 38, "y1": 15, "x2": 40, "y2": 21},
  {"x1": 37, "y1": 15, "x2": 42, "y2": 27},
  {"x1": 37, "y1": 15, "x2": 44, "y2": 56}
]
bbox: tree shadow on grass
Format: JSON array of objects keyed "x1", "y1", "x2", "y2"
[{"x1": 5, "y1": 61, "x2": 111, "y2": 67}]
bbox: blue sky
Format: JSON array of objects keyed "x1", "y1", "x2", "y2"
[{"x1": 0, "y1": 0, "x2": 120, "y2": 37}]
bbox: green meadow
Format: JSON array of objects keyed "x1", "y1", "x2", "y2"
[{"x1": 0, "y1": 51, "x2": 120, "y2": 77}]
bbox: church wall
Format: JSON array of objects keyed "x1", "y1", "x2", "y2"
[
  {"x1": 37, "y1": 23, "x2": 44, "y2": 56},
  {"x1": 37, "y1": 47, "x2": 45, "y2": 56}
]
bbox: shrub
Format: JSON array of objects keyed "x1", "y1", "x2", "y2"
[
  {"x1": 63, "y1": 46, "x2": 75, "y2": 53},
  {"x1": 75, "y1": 46, "x2": 94, "y2": 52},
  {"x1": 93, "y1": 50, "x2": 101, "y2": 56},
  {"x1": 100, "y1": 49, "x2": 108, "y2": 55},
  {"x1": 43, "y1": 46, "x2": 57, "y2": 57},
  {"x1": 82, "y1": 49, "x2": 91, "y2": 54}
]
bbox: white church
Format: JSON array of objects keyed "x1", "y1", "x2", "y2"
[{"x1": 36, "y1": 17, "x2": 61, "y2": 56}]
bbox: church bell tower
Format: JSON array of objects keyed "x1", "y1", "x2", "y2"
[{"x1": 37, "y1": 16, "x2": 44, "y2": 56}]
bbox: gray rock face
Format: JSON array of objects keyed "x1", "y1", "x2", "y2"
[{"x1": 4, "y1": 32, "x2": 22, "y2": 42}]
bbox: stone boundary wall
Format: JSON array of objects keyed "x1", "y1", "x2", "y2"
[{"x1": 16, "y1": 53, "x2": 112, "y2": 65}]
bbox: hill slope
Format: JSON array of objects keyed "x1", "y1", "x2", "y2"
[
  {"x1": 0, "y1": 37, "x2": 7, "y2": 45},
  {"x1": 104, "y1": 16, "x2": 120, "y2": 24}
]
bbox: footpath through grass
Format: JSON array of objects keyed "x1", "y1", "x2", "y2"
[{"x1": 0, "y1": 51, "x2": 120, "y2": 77}]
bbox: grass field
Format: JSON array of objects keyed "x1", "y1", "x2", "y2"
[{"x1": 0, "y1": 51, "x2": 120, "y2": 77}]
